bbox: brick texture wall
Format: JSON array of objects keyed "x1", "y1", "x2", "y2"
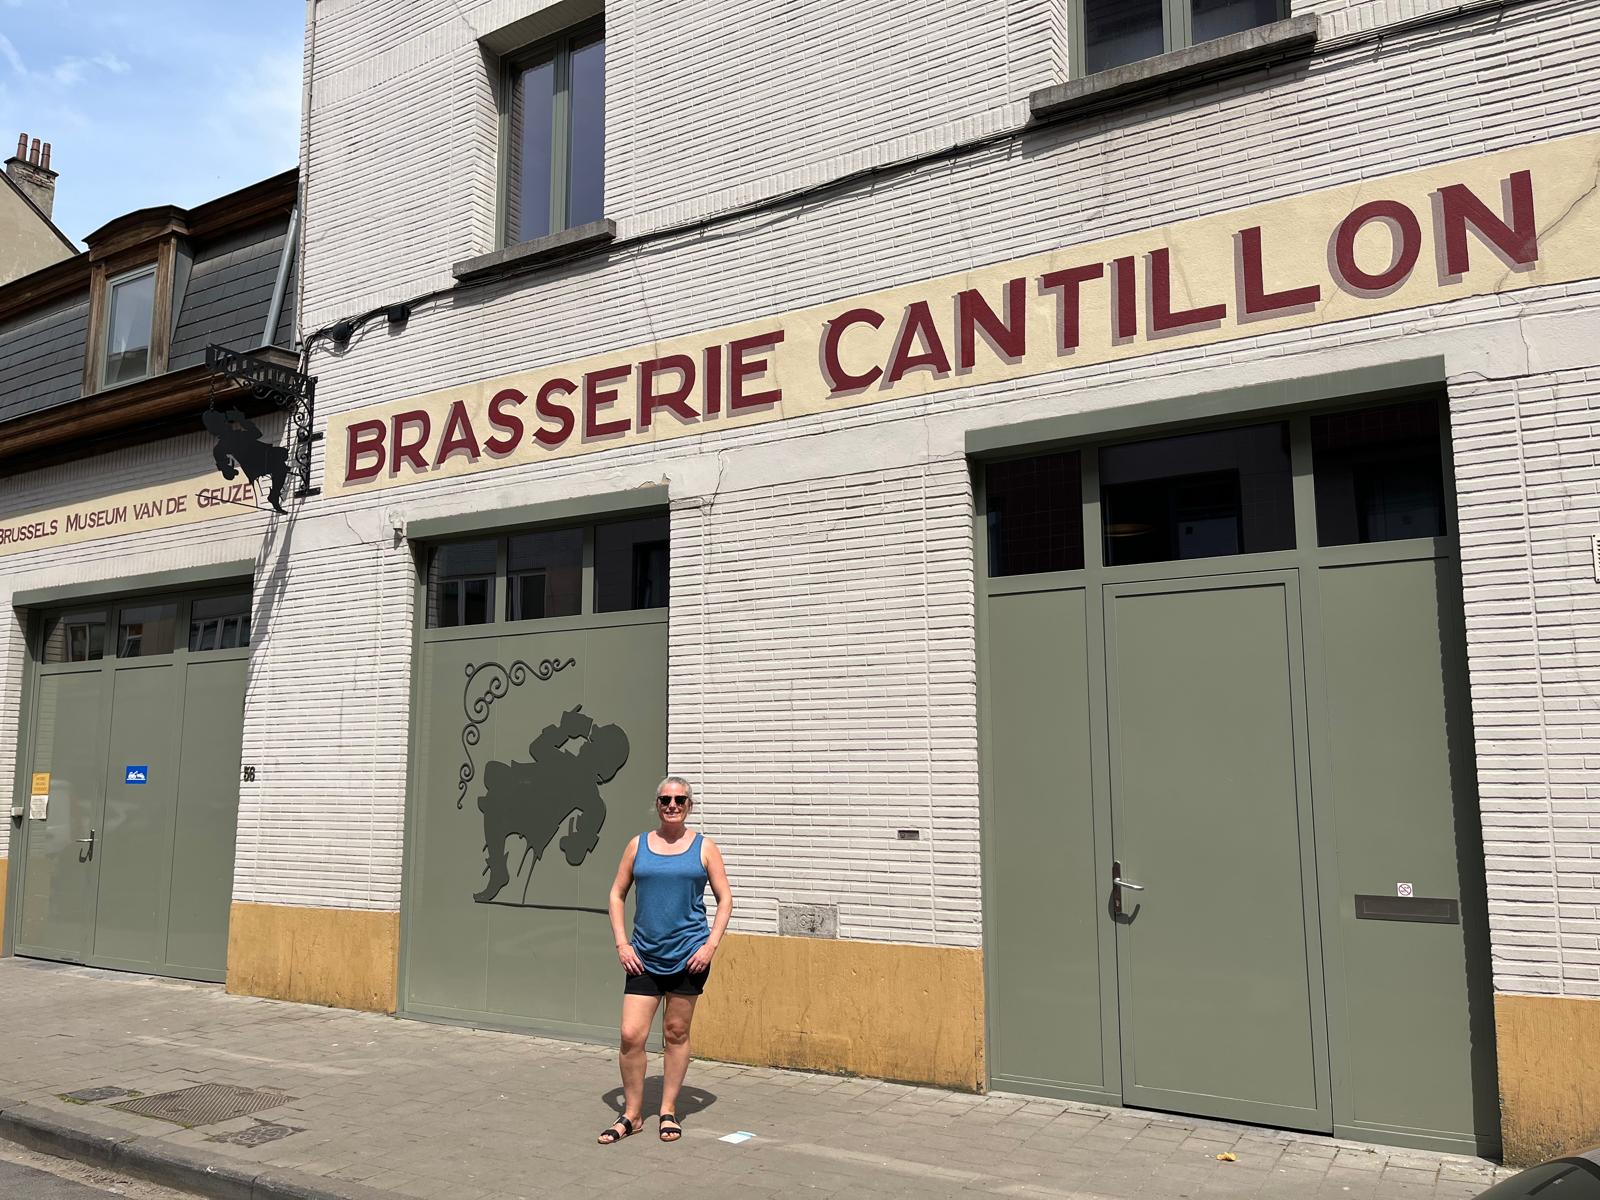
[{"x1": 264, "y1": 0, "x2": 1600, "y2": 978}]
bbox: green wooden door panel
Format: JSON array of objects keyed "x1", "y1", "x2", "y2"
[
  {"x1": 1105, "y1": 575, "x2": 1330, "y2": 1131},
  {"x1": 1316, "y1": 558, "x2": 1497, "y2": 1149},
  {"x1": 16, "y1": 670, "x2": 105, "y2": 961},
  {"x1": 91, "y1": 663, "x2": 182, "y2": 970},
  {"x1": 163, "y1": 656, "x2": 248, "y2": 979},
  {"x1": 404, "y1": 621, "x2": 664, "y2": 1040},
  {"x1": 983, "y1": 587, "x2": 1107, "y2": 1094}
]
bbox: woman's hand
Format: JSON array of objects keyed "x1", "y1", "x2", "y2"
[
  {"x1": 686, "y1": 940, "x2": 717, "y2": 973},
  {"x1": 618, "y1": 943, "x2": 645, "y2": 975}
]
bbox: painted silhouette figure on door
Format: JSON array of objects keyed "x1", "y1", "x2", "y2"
[{"x1": 473, "y1": 705, "x2": 630, "y2": 904}]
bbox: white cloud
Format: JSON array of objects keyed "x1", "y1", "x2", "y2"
[
  {"x1": 92, "y1": 52, "x2": 129, "y2": 73},
  {"x1": 0, "y1": 32, "x2": 26, "y2": 76}
]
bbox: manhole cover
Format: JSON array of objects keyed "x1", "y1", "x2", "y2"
[
  {"x1": 207, "y1": 1122, "x2": 302, "y2": 1148},
  {"x1": 110, "y1": 1083, "x2": 292, "y2": 1128},
  {"x1": 59, "y1": 1087, "x2": 141, "y2": 1104}
]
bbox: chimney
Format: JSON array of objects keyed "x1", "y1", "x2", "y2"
[{"x1": 6, "y1": 131, "x2": 60, "y2": 220}]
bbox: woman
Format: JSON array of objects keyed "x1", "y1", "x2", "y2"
[{"x1": 598, "y1": 775, "x2": 732, "y2": 1145}]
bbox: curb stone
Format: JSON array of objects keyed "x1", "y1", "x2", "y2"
[{"x1": 0, "y1": 1096, "x2": 400, "y2": 1200}]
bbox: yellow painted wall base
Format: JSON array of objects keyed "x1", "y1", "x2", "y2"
[
  {"x1": 1496, "y1": 993, "x2": 1600, "y2": 1166},
  {"x1": 225, "y1": 902, "x2": 398, "y2": 1013},
  {"x1": 693, "y1": 932, "x2": 985, "y2": 1091}
]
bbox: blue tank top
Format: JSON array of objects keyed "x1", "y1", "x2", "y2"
[{"x1": 630, "y1": 831, "x2": 710, "y2": 974}]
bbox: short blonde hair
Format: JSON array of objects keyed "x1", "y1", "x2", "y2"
[{"x1": 656, "y1": 775, "x2": 693, "y2": 801}]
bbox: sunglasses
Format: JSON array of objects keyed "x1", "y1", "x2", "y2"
[{"x1": 656, "y1": 795, "x2": 688, "y2": 808}]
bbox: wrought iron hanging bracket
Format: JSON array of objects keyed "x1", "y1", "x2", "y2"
[{"x1": 205, "y1": 344, "x2": 322, "y2": 501}]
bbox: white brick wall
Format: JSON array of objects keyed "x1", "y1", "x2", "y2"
[{"x1": 266, "y1": 0, "x2": 1600, "y2": 972}]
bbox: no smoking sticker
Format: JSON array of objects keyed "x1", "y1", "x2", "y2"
[{"x1": 1397, "y1": 882, "x2": 1414, "y2": 898}]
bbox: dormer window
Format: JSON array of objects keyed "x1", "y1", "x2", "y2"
[{"x1": 102, "y1": 264, "x2": 156, "y2": 386}]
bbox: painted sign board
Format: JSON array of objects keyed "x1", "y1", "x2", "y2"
[
  {"x1": 30, "y1": 772, "x2": 49, "y2": 794},
  {"x1": 124, "y1": 765, "x2": 149, "y2": 785},
  {"x1": 320, "y1": 131, "x2": 1600, "y2": 499},
  {"x1": 0, "y1": 478, "x2": 262, "y2": 560}
]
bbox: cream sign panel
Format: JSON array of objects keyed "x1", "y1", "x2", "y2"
[
  {"x1": 329, "y1": 131, "x2": 1600, "y2": 498},
  {"x1": 0, "y1": 477, "x2": 260, "y2": 559}
]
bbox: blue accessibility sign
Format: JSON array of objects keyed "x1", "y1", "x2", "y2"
[{"x1": 125, "y1": 765, "x2": 149, "y2": 784}]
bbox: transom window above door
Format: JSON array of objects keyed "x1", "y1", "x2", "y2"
[
  {"x1": 1077, "y1": 0, "x2": 1286, "y2": 76},
  {"x1": 424, "y1": 513, "x2": 667, "y2": 629},
  {"x1": 981, "y1": 396, "x2": 1450, "y2": 577},
  {"x1": 502, "y1": 21, "x2": 605, "y2": 245}
]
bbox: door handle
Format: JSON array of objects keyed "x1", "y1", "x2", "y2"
[
  {"x1": 76, "y1": 829, "x2": 95, "y2": 861},
  {"x1": 1112, "y1": 859, "x2": 1144, "y2": 917}
]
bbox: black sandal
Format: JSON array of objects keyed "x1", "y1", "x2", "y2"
[
  {"x1": 597, "y1": 1115, "x2": 639, "y2": 1144},
  {"x1": 658, "y1": 1113, "x2": 683, "y2": 1142}
]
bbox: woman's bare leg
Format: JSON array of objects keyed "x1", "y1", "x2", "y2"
[
  {"x1": 619, "y1": 994, "x2": 660, "y2": 1125},
  {"x1": 659, "y1": 993, "x2": 699, "y2": 1119}
]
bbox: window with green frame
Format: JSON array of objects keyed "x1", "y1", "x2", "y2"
[
  {"x1": 1075, "y1": 0, "x2": 1285, "y2": 76},
  {"x1": 501, "y1": 20, "x2": 605, "y2": 246}
]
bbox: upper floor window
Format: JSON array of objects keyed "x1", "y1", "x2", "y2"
[
  {"x1": 504, "y1": 21, "x2": 605, "y2": 245},
  {"x1": 102, "y1": 264, "x2": 156, "y2": 386},
  {"x1": 1079, "y1": 0, "x2": 1284, "y2": 76}
]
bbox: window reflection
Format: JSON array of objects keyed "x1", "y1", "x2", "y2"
[
  {"x1": 1100, "y1": 423, "x2": 1294, "y2": 566},
  {"x1": 595, "y1": 516, "x2": 669, "y2": 612},
  {"x1": 117, "y1": 603, "x2": 178, "y2": 658},
  {"x1": 426, "y1": 540, "x2": 497, "y2": 628},
  {"x1": 1084, "y1": 0, "x2": 1164, "y2": 74},
  {"x1": 986, "y1": 452, "x2": 1084, "y2": 576},
  {"x1": 508, "y1": 527, "x2": 583, "y2": 621},
  {"x1": 1312, "y1": 400, "x2": 1446, "y2": 546},
  {"x1": 189, "y1": 594, "x2": 252, "y2": 651},
  {"x1": 43, "y1": 609, "x2": 107, "y2": 664}
]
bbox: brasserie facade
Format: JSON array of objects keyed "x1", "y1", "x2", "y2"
[{"x1": 3, "y1": 0, "x2": 1598, "y2": 1166}]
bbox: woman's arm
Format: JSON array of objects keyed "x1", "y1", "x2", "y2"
[
  {"x1": 686, "y1": 837, "x2": 732, "y2": 972},
  {"x1": 609, "y1": 838, "x2": 644, "y2": 975}
]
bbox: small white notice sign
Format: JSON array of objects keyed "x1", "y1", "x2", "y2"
[
  {"x1": 29, "y1": 794, "x2": 48, "y2": 820},
  {"x1": 1397, "y1": 882, "x2": 1414, "y2": 897}
]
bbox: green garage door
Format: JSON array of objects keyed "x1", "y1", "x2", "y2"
[
  {"x1": 980, "y1": 397, "x2": 1499, "y2": 1154},
  {"x1": 402, "y1": 515, "x2": 668, "y2": 1039},
  {"x1": 12, "y1": 589, "x2": 250, "y2": 982}
]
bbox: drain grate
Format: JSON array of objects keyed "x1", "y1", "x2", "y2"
[
  {"x1": 206, "y1": 1122, "x2": 302, "y2": 1148},
  {"x1": 110, "y1": 1083, "x2": 292, "y2": 1128},
  {"x1": 60, "y1": 1087, "x2": 141, "y2": 1104}
]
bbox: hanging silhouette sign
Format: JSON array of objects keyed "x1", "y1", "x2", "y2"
[{"x1": 203, "y1": 345, "x2": 320, "y2": 510}]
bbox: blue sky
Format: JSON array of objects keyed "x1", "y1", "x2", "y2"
[{"x1": 0, "y1": 1, "x2": 302, "y2": 246}]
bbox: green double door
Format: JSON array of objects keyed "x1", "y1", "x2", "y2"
[
  {"x1": 403, "y1": 617, "x2": 666, "y2": 1038},
  {"x1": 13, "y1": 595, "x2": 248, "y2": 982},
  {"x1": 986, "y1": 546, "x2": 1496, "y2": 1152}
]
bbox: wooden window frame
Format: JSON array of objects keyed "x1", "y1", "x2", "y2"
[
  {"x1": 497, "y1": 18, "x2": 605, "y2": 249},
  {"x1": 82, "y1": 238, "x2": 177, "y2": 396},
  {"x1": 1069, "y1": 0, "x2": 1289, "y2": 79}
]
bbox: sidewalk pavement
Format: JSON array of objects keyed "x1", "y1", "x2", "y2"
[{"x1": 0, "y1": 958, "x2": 1510, "y2": 1200}]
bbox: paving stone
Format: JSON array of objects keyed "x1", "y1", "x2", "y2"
[{"x1": 0, "y1": 960, "x2": 1515, "y2": 1200}]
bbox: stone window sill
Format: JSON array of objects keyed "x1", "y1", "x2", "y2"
[
  {"x1": 452, "y1": 218, "x2": 617, "y2": 285},
  {"x1": 1029, "y1": 14, "x2": 1319, "y2": 122}
]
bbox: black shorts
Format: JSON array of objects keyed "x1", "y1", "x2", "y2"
[{"x1": 624, "y1": 965, "x2": 711, "y2": 997}]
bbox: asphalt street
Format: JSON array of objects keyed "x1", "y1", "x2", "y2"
[{"x1": 0, "y1": 1141, "x2": 195, "y2": 1199}]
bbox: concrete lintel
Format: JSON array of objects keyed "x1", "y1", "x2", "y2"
[
  {"x1": 1030, "y1": 15, "x2": 1319, "y2": 122},
  {"x1": 451, "y1": 218, "x2": 617, "y2": 284},
  {"x1": 404, "y1": 483, "x2": 669, "y2": 542},
  {"x1": 965, "y1": 357, "x2": 1447, "y2": 457},
  {"x1": 10, "y1": 559, "x2": 256, "y2": 610}
]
